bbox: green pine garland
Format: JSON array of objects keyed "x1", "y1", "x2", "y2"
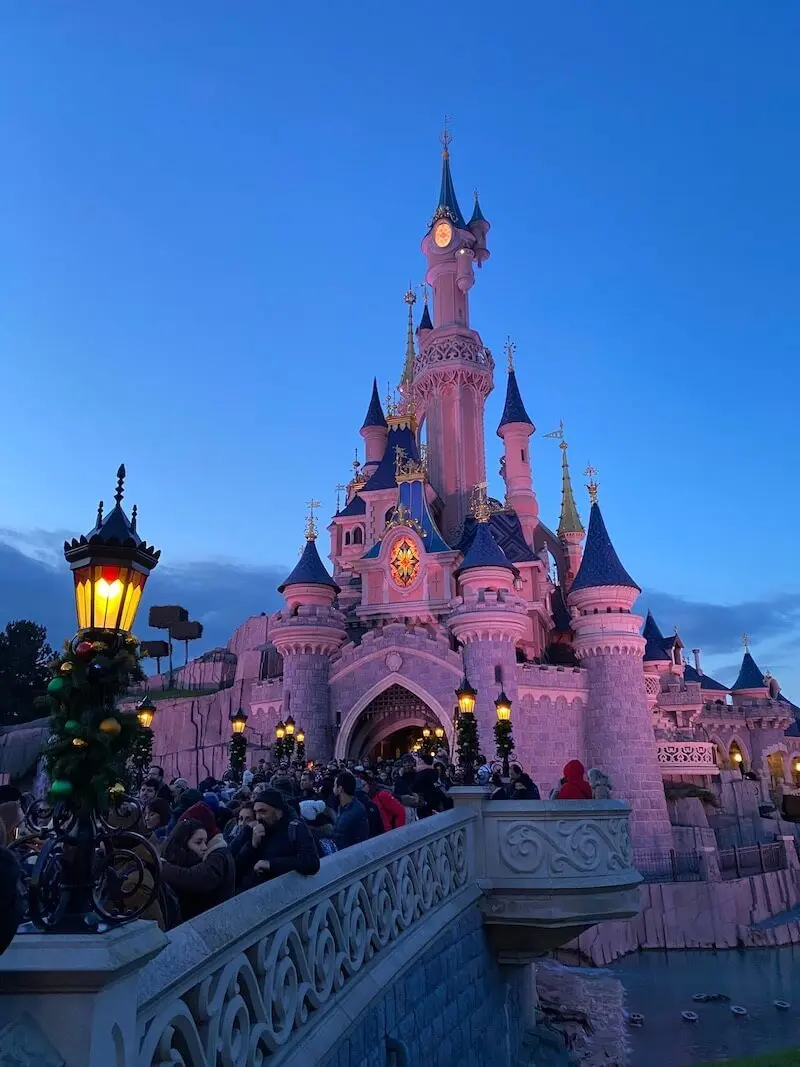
[
  {"x1": 455, "y1": 711, "x2": 482, "y2": 783},
  {"x1": 38, "y1": 633, "x2": 146, "y2": 815},
  {"x1": 296, "y1": 739, "x2": 306, "y2": 765},
  {"x1": 229, "y1": 734, "x2": 247, "y2": 782},
  {"x1": 494, "y1": 719, "x2": 515, "y2": 765},
  {"x1": 273, "y1": 737, "x2": 285, "y2": 763},
  {"x1": 129, "y1": 726, "x2": 154, "y2": 789}
]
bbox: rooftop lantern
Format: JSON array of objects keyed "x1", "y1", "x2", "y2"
[
  {"x1": 456, "y1": 676, "x2": 477, "y2": 716},
  {"x1": 64, "y1": 465, "x2": 160, "y2": 636},
  {"x1": 136, "y1": 695, "x2": 157, "y2": 730},
  {"x1": 230, "y1": 707, "x2": 248, "y2": 735}
]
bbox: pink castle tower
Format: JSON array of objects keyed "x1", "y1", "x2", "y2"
[
  {"x1": 449, "y1": 489, "x2": 529, "y2": 755},
  {"x1": 270, "y1": 506, "x2": 347, "y2": 760},
  {"x1": 568, "y1": 474, "x2": 672, "y2": 848},
  {"x1": 497, "y1": 340, "x2": 538, "y2": 545},
  {"x1": 415, "y1": 127, "x2": 494, "y2": 542}
]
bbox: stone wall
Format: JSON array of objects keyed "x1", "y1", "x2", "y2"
[
  {"x1": 318, "y1": 907, "x2": 524, "y2": 1067},
  {"x1": 572, "y1": 868, "x2": 800, "y2": 965}
]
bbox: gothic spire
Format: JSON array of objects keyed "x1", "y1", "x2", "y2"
[
  {"x1": 431, "y1": 119, "x2": 466, "y2": 229},
  {"x1": 361, "y1": 377, "x2": 388, "y2": 430},
  {"x1": 401, "y1": 287, "x2": 416, "y2": 390},
  {"x1": 557, "y1": 432, "x2": 584, "y2": 537},
  {"x1": 497, "y1": 339, "x2": 534, "y2": 432}
]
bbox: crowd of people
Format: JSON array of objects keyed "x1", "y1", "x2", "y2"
[{"x1": 0, "y1": 753, "x2": 605, "y2": 944}]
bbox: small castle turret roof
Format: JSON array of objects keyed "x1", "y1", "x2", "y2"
[
  {"x1": 456, "y1": 520, "x2": 514, "y2": 576},
  {"x1": 570, "y1": 502, "x2": 640, "y2": 593},
  {"x1": 642, "y1": 611, "x2": 671, "y2": 662},
  {"x1": 361, "y1": 378, "x2": 388, "y2": 430},
  {"x1": 338, "y1": 493, "x2": 366, "y2": 517},
  {"x1": 497, "y1": 369, "x2": 534, "y2": 432},
  {"x1": 683, "y1": 662, "x2": 729, "y2": 692},
  {"x1": 418, "y1": 301, "x2": 433, "y2": 331},
  {"x1": 732, "y1": 651, "x2": 767, "y2": 691},
  {"x1": 278, "y1": 538, "x2": 340, "y2": 594},
  {"x1": 469, "y1": 191, "x2": 487, "y2": 226}
]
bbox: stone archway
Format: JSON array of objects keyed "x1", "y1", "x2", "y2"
[{"x1": 334, "y1": 673, "x2": 454, "y2": 760}]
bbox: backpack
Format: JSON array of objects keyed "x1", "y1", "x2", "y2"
[{"x1": 289, "y1": 817, "x2": 336, "y2": 859}]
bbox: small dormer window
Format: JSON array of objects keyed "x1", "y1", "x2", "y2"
[
  {"x1": 345, "y1": 531, "x2": 351, "y2": 546},
  {"x1": 353, "y1": 526, "x2": 363, "y2": 545}
]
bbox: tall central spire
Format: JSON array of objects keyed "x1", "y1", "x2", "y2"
[
  {"x1": 431, "y1": 117, "x2": 466, "y2": 229},
  {"x1": 557, "y1": 429, "x2": 583, "y2": 537},
  {"x1": 400, "y1": 286, "x2": 416, "y2": 391}
]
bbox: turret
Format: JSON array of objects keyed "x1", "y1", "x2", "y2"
[
  {"x1": 468, "y1": 190, "x2": 490, "y2": 266},
  {"x1": 270, "y1": 504, "x2": 346, "y2": 759},
  {"x1": 544, "y1": 422, "x2": 584, "y2": 586},
  {"x1": 496, "y1": 339, "x2": 538, "y2": 543},
  {"x1": 449, "y1": 488, "x2": 527, "y2": 755},
  {"x1": 731, "y1": 639, "x2": 770, "y2": 700},
  {"x1": 360, "y1": 378, "x2": 388, "y2": 472},
  {"x1": 568, "y1": 472, "x2": 673, "y2": 849}
]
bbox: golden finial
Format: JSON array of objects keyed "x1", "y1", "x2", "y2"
[
  {"x1": 742, "y1": 632, "x2": 750, "y2": 652},
  {"x1": 504, "y1": 336, "x2": 516, "y2": 372},
  {"x1": 471, "y1": 482, "x2": 491, "y2": 523},
  {"x1": 440, "y1": 115, "x2": 453, "y2": 156},
  {"x1": 404, "y1": 283, "x2": 417, "y2": 307},
  {"x1": 584, "y1": 463, "x2": 599, "y2": 505},
  {"x1": 418, "y1": 280, "x2": 429, "y2": 305},
  {"x1": 304, "y1": 498, "x2": 321, "y2": 541}
]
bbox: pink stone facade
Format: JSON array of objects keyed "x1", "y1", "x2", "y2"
[{"x1": 142, "y1": 140, "x2": 798, "y2": 851}]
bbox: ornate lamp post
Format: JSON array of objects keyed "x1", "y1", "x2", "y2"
[
  {"x1": 296, "y1": 727, "x2": 306, "y2": 765},
  {"x1": 228, "y1": 707, "x2": 248, "y2": 783},
  {"x1": 274, "y1": 720, "x2": 286, "y2": 763},
  {"x1": 130, "y1": 694, "x2": 157, "y2": 788},
  {"x1": 284, "y1": 715, "x2": 296, "y2": 760},
  {"x1": 493, "y1": 690, "x2": 514, "y2": 778},
  {"x1": 16, "y1": 465, "x2": 162, "y2": 932},
  {"x1": 455, "y1": 675, "x2": 480, "y2": 784}
]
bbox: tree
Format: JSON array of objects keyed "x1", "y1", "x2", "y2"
[{"x1": 0, "y1": 620, "x2": 53, "y2": 725}]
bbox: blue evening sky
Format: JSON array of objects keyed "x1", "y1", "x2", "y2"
[{"x1": 1, "y1": 3, "x2": 798, "y2": 689}]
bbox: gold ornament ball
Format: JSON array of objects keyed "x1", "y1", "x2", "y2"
[
  {"x1": 92, "y1": 641, "x2": 108, "y2": 652},
  {"x1": 72, "y1": 737, "x2": 88, "y2": 748},
  {"x1": 109, "y1": 782, "x2": 125, "y2": 797},
  {"x1": 98, "y1": 717, "x2": 122, "y2": 737},
  {"x1": 60, "y1": 662, "x2": 74, "y2": 674}
]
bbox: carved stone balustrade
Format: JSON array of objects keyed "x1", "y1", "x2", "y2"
[
  {"x1": 657, "y1": 740, "x2": 720, "y2": 776},
  {"x1": 450, "y1": 790, "x2": 641, "y2": 957}
]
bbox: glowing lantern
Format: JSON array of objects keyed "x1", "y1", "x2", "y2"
[
  {"x1": 434, "y1": 726, "x2": 444, "y2": 740},
  {"x1": 422, "y1": 726, "x2": 431, "y2": 739},
  {"x1": 64, "y1": 465, "x2": 160, "y2": 635},
  {"x1": 732, "y1": 752, "x2": 743, "y2": 763},
  {"x1": 136, "y1": 696, "x2": 157, "y2": 729},
  {"x1": 230, "y1": 708, "x2": 248, "y2": 735},
  {"x1": 284, "y1": 716, "x2": 296, "y2": 736},
  {"x1": 494, "y1": 691, "x2": 512, "y2": 722},
  {"x1": 275, "y1": 721, "x2": 286, "y2": 740},
  {"x1": 455, "y1": 677, "x2": 477, "y2": 716},
  {"x1": 296, "y1": 728, "x2": 305, "y2": 744}
]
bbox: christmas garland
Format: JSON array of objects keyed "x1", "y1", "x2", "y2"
[
  {"x1": 38, "y1": 633, "x2": 147, "y2": 814},
  {"x1": 229, "y1": 733, "x2": 247, "y2": 782}
]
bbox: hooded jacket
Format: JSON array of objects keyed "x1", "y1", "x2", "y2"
[
  {"x1": 160, "y1": 834, "x2": 236, "y2": 921},
  {"x1": 235, "y1": 809, "x2": 320, "y2": 891},
  {"x1": 556, "y1": 760, "x2": 593, "y2": 801}
]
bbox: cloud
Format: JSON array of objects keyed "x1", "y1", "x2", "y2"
[{"x1": 0, "y1": 531, "x2": 286, "y2": 655}]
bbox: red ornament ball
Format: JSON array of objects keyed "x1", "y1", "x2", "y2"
[{"x1": 75, "y1": 641, "x2": 94, "y2": 660}]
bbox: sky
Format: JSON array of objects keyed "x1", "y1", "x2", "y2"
[{"x1": 0, "y1": 2, "x2": 798, "y2": 691}]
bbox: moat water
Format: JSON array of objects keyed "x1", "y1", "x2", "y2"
[{"x1": 611, "y1": 947, "x2": 800, "y2": 1065}]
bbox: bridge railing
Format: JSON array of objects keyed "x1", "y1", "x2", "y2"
[{"x1": 0, "y1": 798, "x2": 640, "y2": 1066}]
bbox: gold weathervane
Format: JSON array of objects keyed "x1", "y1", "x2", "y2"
[
  {"x1": 742, "y1": 632, "x2": 750, "y2": 652},
  {"x1": 304, "y1": 498, "x2": 321, "y2": 541},
  {"x1": 440, "y1": 114, "x2": 453, "y2": 155},
  {"x1": 504, "y1": 336, "x2": 516, "y2": 372},
  {"x1": 584, "y1": 464, "x2": 599, "y2": 505},
  {"x1": 544, "y1": 420, "x2": 566, "y2": 448},
  {"x1": 471, "y1": 482, "x2": 491, "y2": 524}
]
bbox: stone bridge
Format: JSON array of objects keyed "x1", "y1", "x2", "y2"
[{"x1": 0, "y1": 795, "x2": 640, "y2": 1067}]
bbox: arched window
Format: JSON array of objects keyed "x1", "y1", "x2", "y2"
[
  {"x1": 344, "y1": 530, "x2": 351, "y2": 546},
  {"x1": 767, "y1": 752, "x2": 785, "y2": 785},
  {"x1": 792, "y1": 756, "x2": 800, "y2": 788},
  {"x1": 353, "y1": 526, "x2": 363, "y2": 545},
  {"x1": 728, "y1": 740, "x2": 746, "y2": 771}
]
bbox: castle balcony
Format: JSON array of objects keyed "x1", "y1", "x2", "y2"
[
  {"x1": 657, "y1": 740, "x2": 720, "y2": 777},
  {"x1": 0, "y1": 802, "x2": 640, "y2": 1066}
]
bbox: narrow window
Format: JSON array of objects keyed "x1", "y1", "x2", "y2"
[
  {"x1": 353, "y1": 526, "x2": 363, "y2": 545},
  {"x1": 345, "y1": 530, "x2": 351, "y2": 546},
  {"x1": 494, "y1": 665, "x2": 503, "y2": 684}
]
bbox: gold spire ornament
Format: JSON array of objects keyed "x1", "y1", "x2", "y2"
[
  {"x1": 584, "y1": 464, "x2": 599, "y2": 505},
  {"x1": 304, "y1": 498, "x2": 321, "y2": 542},
  {"x1": 401, "y1": 286, "x2": 417, "y2": 391},
  {"x1": 742, "y1": 632, "x2": 750, "y2": 652},
  {"x1": 471, "y1": 482, "x2": 491, "y2": 524},
  {"x1": 440, "y1": 114, "x2": 453, "y2": 156},
  {"x1": 504, "y1": 336, "x2": 516, "y2": 372}
]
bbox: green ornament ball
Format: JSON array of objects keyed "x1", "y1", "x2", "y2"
[
  {"x1": 64, "y1": 719, "x2": 81, "y2": 735},
  {"x1": 50, "y1": 779, "x2": 73, "y2": 798},
  {"x1": 47, "y1": 677, "x2": 65, "y2": 695}
]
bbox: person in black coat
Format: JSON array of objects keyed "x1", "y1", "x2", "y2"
[
  {"x1": 0, "y1": 848, "x2": 23, "y2": 954},
  {"x1": 323, "y1": 772, "x2": 370, "y2": 850},
  {"x1": 412, "y1": 755, "x2": 448, "y2": 818},
  {"x1": 236, "y1": 789, "x2": 320, "y2": 891}
]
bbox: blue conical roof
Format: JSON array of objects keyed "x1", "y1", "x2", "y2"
[
  {"x1": 456, "y1": 521, "x2": 514, "y2": 576},
  {"x1": 570, "y1": 503, "x2": 640, "y2": 593},
  {"x1": 279, "y1": 539, "x2": 339, "y2": 593},
  {"x1": 732, "y1": 651, "x2": 766, "y2": 691},
  {"x1": 642, "y1": 611, "x2": 671, "y2": 662},
  {"x1": 469, "y1": 192, "x2": 487, "y2": 225},
  {"x1": 418, "y1": 302, "x2": 433, "y2": 331},
  {"x1": 497, "y1": 370, "x2": 534, "y2": 432},
  {"x1": 683, "y1": 662, "x2": 728, "y2": 692},
  {"x1": 431, "y1": 151, "x2": 466, "y2": 229},
  {"x1": 361, "y1": 378, "x2": 387, "y2": 430}
]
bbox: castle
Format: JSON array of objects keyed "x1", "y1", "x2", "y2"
[{"x1": 140, "y1": 136, "x2": 799, "y2": 849}]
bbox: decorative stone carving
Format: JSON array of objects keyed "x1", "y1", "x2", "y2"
[
  {"x1": 137, "y1": 822, "x2": 469, "y2": 1067},
  {"x1": 498, "y1": 816, "x2": 634, "y2": 877},
  {"x1": 385, "y1": 651, "x2": 403, "y2": 672},
  {"x1": 657, "y1": 741, "x2": 719, "y2": 775}
]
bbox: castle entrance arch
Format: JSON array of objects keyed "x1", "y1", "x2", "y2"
[{"x1": 334, "y1": 676, "x2": 453, "y2": 762}]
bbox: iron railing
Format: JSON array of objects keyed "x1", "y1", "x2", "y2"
[
  {"x1": 633, "y1": 848, "x2": 703, "y2": 883},
  {"x1": 718, "y1": 840, "x2": 787, "y2": 880}
]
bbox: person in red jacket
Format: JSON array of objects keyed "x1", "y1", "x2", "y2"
[
  {"x1": 556, "y1": 759, "x2": 593, "y2": 800},
  {"x1": 365, "y1": 774, "x2": 406, "y2": 831}
]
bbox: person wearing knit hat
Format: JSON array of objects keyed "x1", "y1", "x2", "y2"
[
  {"x1": 202, "y1": 791, "x2": 221, "y2": 811},
  {"x1": 299, "y1": 799, "x2": 328, "y2": 824},
  {"x1": 235, "y1": 789, "x2": 319, "y2": 891},
  {"x1": 160, "y1": 802, "x2": 235, "y2": 922}
]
